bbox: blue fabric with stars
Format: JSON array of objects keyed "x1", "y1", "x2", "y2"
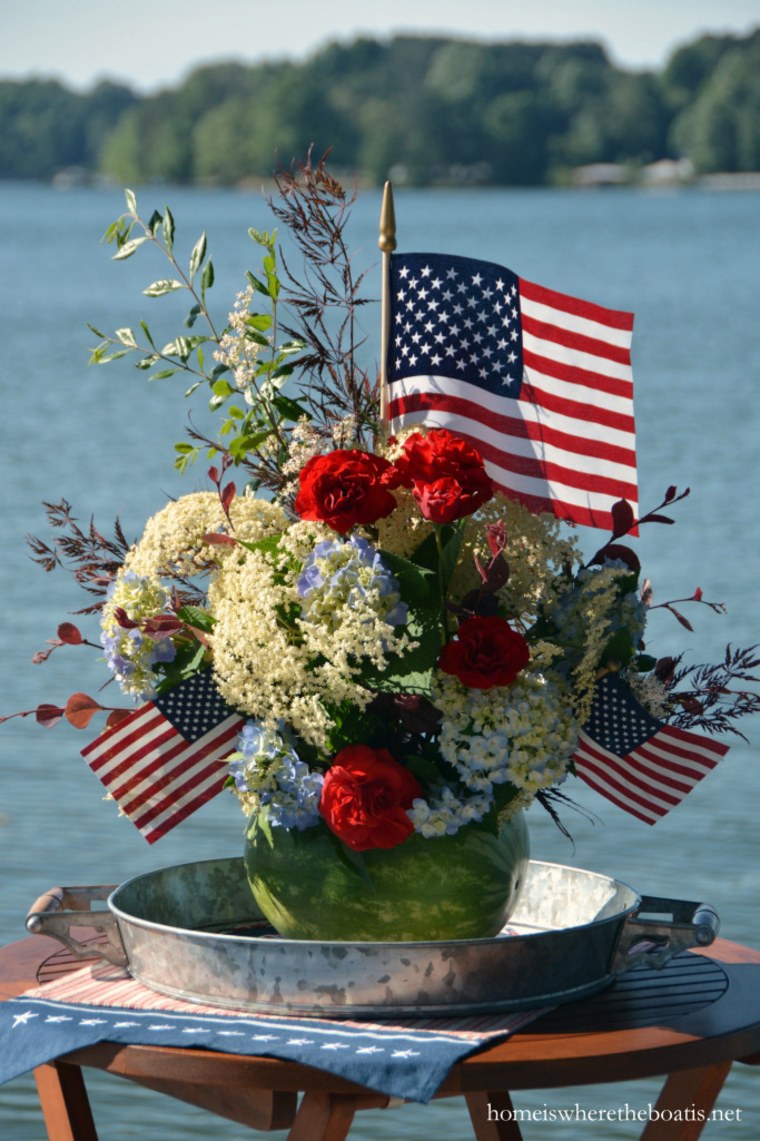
[
  {"x1": 0, "y1": 994, "x2": 512, "y2": 1103},
  {"x1": 388, "y1": 252, "x2": 524, "y2": 396}
]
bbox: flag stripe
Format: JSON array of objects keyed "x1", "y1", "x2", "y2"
[
  {"x1": 520, "y1": 371, "x2": 635, "y2": 434},
  {"x1": 125, "y1": 718, "x2": 242, "y2": 821},
  {"x1": 519, "y1": 277, "x2": 635, "y2": 333},
  {"x1": 575, "y1": 735, "x2": 687, "y2": 808},
  {"x1": 521, "y1": 312, "x2": 632, "y2": 366}
]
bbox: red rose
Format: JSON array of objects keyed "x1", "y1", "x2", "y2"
[
  {"x1": 319, "y1": 745, "x2": 422, "y2": 851},
  {"x1": 393, "y1": 429, "x2": 494, "y2": 523},
  {"x1": 438, "y1": 615, "x2": 530, "y2": 689},
  {"x1": 294, "y1": 449, "x2": 399, "y2": 534}
]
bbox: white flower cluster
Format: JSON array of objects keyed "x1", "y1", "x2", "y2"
[
  {"x1": 436, "y1": 668, "x2": 578, "y2": 798},
  {"x1": 407, "y1": 785, "x2": 493, "y2": 838},
  {"x1": 209, "y1": 533, "x2": 413, "y2": 750},
  {"x1": 213, "y1": 285, "x2": 264, "y2": 405},
  {"x1": 100, "y1": 570, "x2": 175, "y2": 700}
]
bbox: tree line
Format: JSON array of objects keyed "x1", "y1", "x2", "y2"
[{"x1": 2, "y1": 28, "x2": 760, "y2": 186}]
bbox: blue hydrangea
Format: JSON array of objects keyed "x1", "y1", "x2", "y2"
[
  {"x1": 297, "y1": 535, "x2": 407, "y2": 630},
  {"x1": 228, "y1": 720, "x2": 323, "y2": 830},
  {"x1": 100, "y1": 570, "x2": 176, "y2": 701}
]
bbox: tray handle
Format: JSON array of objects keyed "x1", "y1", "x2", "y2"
[
  {"x1": 613, "y1": 895, "x2": 720, "y2": 974},
  {"x1": 26, "y1": 885, "x2": 128, "y2": 968}
]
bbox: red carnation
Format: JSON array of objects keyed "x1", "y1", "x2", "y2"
[
  {"x1": 438, "y1": 615, "x2": 530, "y2": 689},
  {"x1": 294, "y1": 449, "x2": 399, "y2": 534},
  {"x1": 319, "y1": 745, "x2": 422, "y2": 851},
  {"x1": 393, "y1": 429, "x2": 494, "y2": 523}
]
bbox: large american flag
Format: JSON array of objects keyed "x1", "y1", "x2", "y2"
[
  {"x1": 573, "y1": 674, "x2": 729, "y2": 824},
  {"x1": 386, "y1": 252, "x2": 637, "y2": 531},
  {"x1": 81, "y1": 670, "x2": 244, "y2": 843}
]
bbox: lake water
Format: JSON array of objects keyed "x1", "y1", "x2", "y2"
[{"x1": 1, "y1": 180, "x2": 759, "y2": 1139}]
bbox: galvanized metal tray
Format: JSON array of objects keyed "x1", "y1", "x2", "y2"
[{"x1": 26, "y1": 856, "x2": 719, "y2": 1018}]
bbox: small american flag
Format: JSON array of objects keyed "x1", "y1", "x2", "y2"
[
  {"x1": 81, "y1": 670, "x2": 243, "y2": 843},
  {"x1": 573, "y1": 673, "x2": 729, "y2": 824},
  {"x1": 386, "y1": 252, "x2": 637, "y2": 531}
]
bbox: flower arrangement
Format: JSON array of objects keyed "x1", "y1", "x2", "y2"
[{"x1": 6, "y1": 157, "x2": 759, "y2": 878}]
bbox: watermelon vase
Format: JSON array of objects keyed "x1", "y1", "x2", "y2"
[{"x1": 243, "y1": 807, "x2": 529, "y2": 941}]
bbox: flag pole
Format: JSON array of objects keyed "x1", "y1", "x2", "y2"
[{"x1": 378, "y1": 181, "x2": 396, "y2": 432}]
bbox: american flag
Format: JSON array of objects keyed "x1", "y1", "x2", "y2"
[
  {"x1": 81, "y1": 670, "x2": 244, "y2": 843},
  {"x1": 386, "y1": 252, "x2": 637, "y2": 531},
  {"x1": 573, "y1": 673, "x2": 729, "y2": 824}
]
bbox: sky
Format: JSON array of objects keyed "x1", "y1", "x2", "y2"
[{"x1": 2, "y1": 0, "x2": 759, "y2": 92}]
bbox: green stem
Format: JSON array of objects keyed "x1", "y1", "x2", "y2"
[{"x1": 434, "y1": 526, "x2": 451, "y2": 644}]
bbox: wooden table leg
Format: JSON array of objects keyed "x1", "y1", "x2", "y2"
[
  {"x1": 466, "y1": 1090, "x2": 524, "y2": 1140},
  {"x1": 640, "y1": 1061, "x2": 733, "y2": 1141},
  {"x1": 34, "y1": 1061, "x2": 99, "y2": 1141},
  {"x1": 287, "y1": 1089, "x2": 394, "y2": 1141}
]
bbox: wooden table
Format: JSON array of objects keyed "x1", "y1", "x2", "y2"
[{"x1": 2, "y1": 934, "x2": 760, "y2": 1140}]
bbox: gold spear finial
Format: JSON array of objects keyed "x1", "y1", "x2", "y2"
[
  {"x1": 378, "y1": 182, "x2": 396, "y2": 432},
  {"x1": 378, "y1": 180, "x2": 397, "y2": 254}
]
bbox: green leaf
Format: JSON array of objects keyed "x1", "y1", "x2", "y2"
[
  {"x1": 114, "y1": 327, "x2": 138, "y2": 348},
  {"x1": 377, "y1": 549, "x2": 437, "y2": 608},
  {"x1": 245, "y1": 272, "x2": 270, "y2": 297},
  {"x1": 272, "y1": 394, "x2": 309, "y2": 421},
  {"x1": 184, "y1": 303, "x2": 202, "y2": 329},
  {"x1": 246, "y1": 313, "x2": 272, "y2": 332},
  {"x1": 98, "y1": 349, "x2": 130, "y2": 363},
  {"x1": 279, "y1": 339, "x2": 306, "y2": 355},
  {"x1": 162, "y1": 206, "x2": 175, "y2": 252},
  {"x1": 189, "y1": 232, "x2": 207, "y2": 279},
  {"x1": 228, "y1": 429, "x2": 274, "y2": 458},
  {"x1": 599, "y1": 628, "x2": 635, "y2": 670},
  {"x1": 135, "y1": 354, "x2": 159, "y2": 370},
  {"x1": 139, "y1": 321, "x2": 157, "y2": 349},
  {"x1": 112, "y1": 236, "x2": 148, "y2": 260},
  {"x1": 161, "y1": 336, "x2": 193, "y2": 360},
  {"x1": 124, "y1": 188, "x2": 137, "y2": 214},
  {"x1": 200, "y1": 259, "x2": 215, "y2": 296},
  {"x1": 177, "y1": 605, "x2": 216, "y2": 633},
  {"x1": 149, "y1": 368, "x2": 179, "y2": 380},
  {"x1": 143, "y1": 279, "x2": 185, "y2": 297},
  {"x1": 212, "y1": 378, "x2": 235, "y2": 398}
]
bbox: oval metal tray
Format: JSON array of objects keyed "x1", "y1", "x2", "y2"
[{"x1": 26, "y1": 856, "x2": 719, "y2": 1018}]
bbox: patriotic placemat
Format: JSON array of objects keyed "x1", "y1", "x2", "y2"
[{"x1": 0, "y1": 951, "x2": 547, "y2": 1103}]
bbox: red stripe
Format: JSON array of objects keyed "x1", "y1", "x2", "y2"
[
  {"x1": 520, "y1": 371, "x2": 636, "y2": 435},
  {"x1": 99, "y1": 726, "x2": 185, "y2": 793},
  {"x1": 141, "y1": 775, "x2": 230, "y2": 843},
  {"x1": 522, "y1": 347, "x2": 633, "y2": 402},
  {"x1": 133, "y1": 752, "x2": 233, "y2": 833},
  {"x1": 574, "y1": 737, "x2": 684, "y2": 807},
  {"x1": 661, "y1": 723, "x2": 729, "y2": 760},
  {"x1": 82, "y1": 705, "x2": 164, "y2": 768},
  {"x1": 388, "y1": 388, "x2": 637, "y2": 469},
  {"x1": 519, "y1": 277, "x2": 635, "y2": 332},
  {"x1": 631, "y1": 738, "x2": 720, "y2": 780},
  {"x1": 121, "y1": 718, "x2": 241, "y2": 817},
  {"x1": 578, "y1": 768, "x2": 661, "y2": 825},
  {"x1": 522, "y1": 313, "x2": 632, "y2": 366},
  {"x1": 612, "y1": 749, "x2": 706, "y2": 796},
  {"x1": 574, "y1": 746, "x2": 677, "y2": 816}
]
